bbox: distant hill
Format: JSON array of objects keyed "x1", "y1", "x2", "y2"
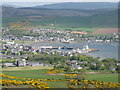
[
  {"x1": 2, "y1": 2, "x2": 118, "y2": 28},
  {"x1": 91, "y1": 10, "x2": 118, "y2": 27},
  {"x1": 2, "y1": 6, "x2": 25, "y2": 17},
  {"x1": 33, "y1": 2, "x2": 118, "y2": 10},
  {"x1": 2, "y1": 6, "x2": 93, "y2": 17},
  {"x1": 2, "y1": 6, "x2": 117, "y2": 17}
]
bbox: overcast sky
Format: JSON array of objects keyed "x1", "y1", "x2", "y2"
[{"x1": 2, "y1": 0, "x2": 119, "y2": 7}]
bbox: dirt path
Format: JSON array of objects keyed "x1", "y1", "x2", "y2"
[
  {"x1": 48, "y1": 73, "x2": 65, "y2": 75},
  {"x1": 85, "y1": 72, "x2": 111, "y2": 74},
  {"x1": 47, "y1": 72, "x2": 111, "y2": 76},
  {"x1": 92, "y1": 28, "x2": 118, "y2": 34}
]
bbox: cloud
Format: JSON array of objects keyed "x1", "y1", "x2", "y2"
[{"x1": 2, "y1": 2, "x2": 56, "y2": 7}]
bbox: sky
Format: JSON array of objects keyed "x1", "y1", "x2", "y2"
[
  {"x1": 1, "y1": 0, "x2": 119, "y2": 7},
  {"x1": 1, "y1": 0, "x2": 119, "y2": 2}
]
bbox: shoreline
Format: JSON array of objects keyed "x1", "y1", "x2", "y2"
[
  {"x1": 24, "y1": 40, "x2": 118, "y2": 46},
  {"x1": 15, "y1": 40, "x2": 118, "y2": 60}
]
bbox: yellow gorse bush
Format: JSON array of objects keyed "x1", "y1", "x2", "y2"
[
  {"x1": 1, "y1": 73, "x2": 67, "y2": 82},
  {"x1": 47, "y1": 69, "x2": 64, "y2": 74},
  {"x1": 1, "y1": 73, "x2": 49, "y2": 88},
  {"x1": 1, "y1": 79, "x2": 49, "y2": 88},
  {"x1": 1, "y1": 73, "x2": 120, "y2": 88},
  {"x1": 67, "y1": 79, "x2": 120, "y2": 88},
  {"x1": 65, "y1": 74, "x2": 78, "y2": 77}
]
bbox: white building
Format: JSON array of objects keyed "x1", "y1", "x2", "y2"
[
  {"x1": 3, "y1": 62, "x2": 15, "y2": 67},
  {"x1": 6, "y1": 41, "x2": 15, "y2": 44},
  {"x1": 16, "y1": 59, "x2": 26, "y2": 67}
]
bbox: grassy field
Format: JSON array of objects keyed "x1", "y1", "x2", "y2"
[
  {"x1": 30, "y1": 16, "x2": 117, "y2": 28},
  {"x1": 86, "y1": 73, "x2": 119, "y2": 83},
  {"x1": 2, "y1": 66, "x2": 118, "y2": 82},
  {"x1": 2, "y1": 16, "x2": 118, "y2": 35},
  {"x1": 2, "y1": 17, "x2": 25, "y2": 27},
  {"x1": 3, "y1": 15, "x2": 117, "y2": 28},
  {"x1": 2, "y1": 69, "x2": 67, "y2": 88},
  {"x1": 2, "y1": 69, "x2": 64, "y2": 79},
  {"x1": 2, "y1": 66, "x2": 53, "y2": 71},
  {"x1": 2, "y1": 69, "x2": 119, "y2": 88},
  {"x1": 1, "y1": 59, "x2": 15, "y2": 63},
  {"x1": 3, "y1": 69, "x2": 119, "y2": 83}
]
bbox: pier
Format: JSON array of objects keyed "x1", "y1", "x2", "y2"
[{"x1": 39, "y1": 46, "x2": 73, "y2": 50}]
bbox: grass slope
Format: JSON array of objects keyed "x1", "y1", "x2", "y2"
[
  {"x1": 86, "y1": 73, "x2": 119, "y2": 83},
  {"x1": 3, "y1": 69, "x2": 67, "y2": 88},
  {"x1": 2, "y1": 66, "x2": 53, "y2": 71},
  {"x1": 3, "y1": 69, "x2": 119, "y2": 82},
  {"x1": 3, "y1": 14, "x2": 117, "y2": 28}
]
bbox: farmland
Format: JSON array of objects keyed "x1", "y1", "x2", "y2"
[{"x1": 92, "y1": 28, "x2": 118, "y2": 34}]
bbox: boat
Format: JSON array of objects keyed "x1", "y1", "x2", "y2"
[
  {"x1": 82, "y1": 45, "x2": 89, "y2": 50},
  {"x1": 61, "y1": 40, "x2": 70, "y2": 43},
  {"x1": 82, "y1": 45, "x2": 99, "y2": 52},
  {"x1": 61, "y1": 46, "x2": 73, "y2": 50},
  {"x1": 72, "y1": 48, "x2": 83, "y2": 53}
]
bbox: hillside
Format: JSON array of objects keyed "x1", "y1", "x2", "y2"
[
  {"x1": 3, "y1": 10, "x2": 118, "y2": 28},
  {"x1": 2, "y1": 2, "x2": 118, "y2": 28},
  {"x1": 2, "y1": 6, "x2": 91, "y2": 17},
  {"x1": 2, "y1": 2, "x2": 118, "y2": 17}
]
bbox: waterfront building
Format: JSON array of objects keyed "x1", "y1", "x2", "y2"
[{"x1": 16, "y1": 59, "x2": 26, "y2": 67}]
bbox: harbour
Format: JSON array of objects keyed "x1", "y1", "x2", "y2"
[{"x1": 33, "y1": 41, "x2": 118, "y2": 59}]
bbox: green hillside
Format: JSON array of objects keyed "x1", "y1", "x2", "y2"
[
  {"x1": 2, "y1": 10, "x2": 117, "y2": 28},
  {"x1": 26, "y1": 15, "x2": 118, "y2": 28}
]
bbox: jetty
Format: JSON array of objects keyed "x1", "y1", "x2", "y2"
[
  {"x1": 72, "y1": 45, "x2": 99, "y2": 53},
  {"x1": 39, "y1": 46, "x2": 73, "y2": 50}
]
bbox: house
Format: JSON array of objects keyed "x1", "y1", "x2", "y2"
[
  {"x1": 15, "y1": 59, "x2": 26, "y2": 67},
  {"x1": 116, "y1": 63, "x2": 120, "y2": 66},
  {"x1": 66, "y1": 60, "x2": 78, "y2": 65},
  {"x1": 92, "y1": 63, "x2": 96, "y2": 66},
  {"x1": 11, "y1": 49, "x2": 18, "y2": 55},
  {"x1": 70, "y1": 65, "x2": 83, "y2": 70},
  {"x1": 66, "y1": 60, "x2": 83, "y2": 70},
  {"x1": 27, "y1": 62, "x2": 44, "y2": 66},
  {"x1": 74, "y1": 65, "x2": 83, "y2": 69},
  {"x1": 79, "y1": 61, "x2": 88, "y2": 64},
  {"x1": 95, "y1": 40, "x2": 103, "y2": 42},
  {"x1": 3, "y1": 62, "x2": 15, "y2": 67},
  {"x1": 6, "y1": 41, "x2": 15, "y2": 44}
]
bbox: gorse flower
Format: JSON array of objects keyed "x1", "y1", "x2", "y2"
[
  {"x1": 65, "y1": 74, "x2": 78, "y2": 77},
  {"x1": 1, "y1": 73, "x2": 120, "y2": 88},
  {"x1": 67, "y1": 79, "x2": 120, "y2": 88}
]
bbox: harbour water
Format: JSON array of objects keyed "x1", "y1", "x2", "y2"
[{"x1": 33, "y1": 42, "x2": 119, "y2": 59}]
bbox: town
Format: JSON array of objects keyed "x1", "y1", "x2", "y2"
[
  {"x1": 0, "y1": 24, "x2": 119, "y2": 69},
  {"x1": 1, "y1": 2, "x2": 120, "y2": 89},
  {"x1": 1, "y1": 27, "x2": 119, "y2": 43},
  {"x1": 1, "y1": 29, "x2": 119, "y2": 73}
]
